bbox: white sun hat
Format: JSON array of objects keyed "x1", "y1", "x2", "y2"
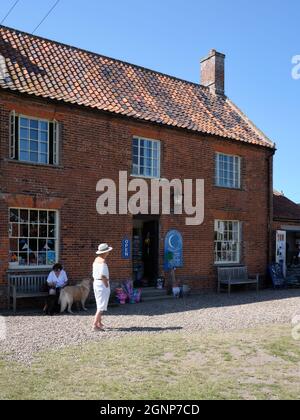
[{"x1": 96, "y1": 243, "x2": 113, "y2": 255}]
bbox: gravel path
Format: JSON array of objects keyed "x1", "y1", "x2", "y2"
[{"x1": 1, "y1": 289, "x2": 300, "y2": 363}]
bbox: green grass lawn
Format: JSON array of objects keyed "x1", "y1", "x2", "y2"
[{"x1": 1, "y1": 324, "x2": 300, "y2": 400}]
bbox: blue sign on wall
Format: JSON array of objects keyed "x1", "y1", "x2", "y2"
[
  {"x1": 122, "y1": 238, "x2": 131, "y2": 260},
  {"x1": 164, "y1": 230, "x2": 183, "y2": 271}
]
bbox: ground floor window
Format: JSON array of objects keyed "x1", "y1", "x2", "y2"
[
  {"x1": 9, "y1": 208, "x2": 58, "y2": 268},
  {"x1": 214, "y1": 220, "x2": 241, "y2": 264}
]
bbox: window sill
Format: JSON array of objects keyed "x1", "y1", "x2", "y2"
[
  {"x1": 214, "y1": 263, "x2": 243, "y2": 267},
  {"x1": 4, "y1": 159, "x2": 64, "y2": 170},
  {"x1": 7, "y1": 266, "x2": 52, "y2": 272},
  {"x1": 214, "y1": 184, "x2": 243, "y2": 191},
  {"x1": 130, "y1": 174, "x2": 161, "y2": 180}
]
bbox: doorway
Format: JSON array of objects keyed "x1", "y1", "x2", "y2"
[{"x1": 132, "y1": 217, "x2": 159, "y2": 288}]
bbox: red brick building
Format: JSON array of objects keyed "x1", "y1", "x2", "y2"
[
  {"x1": 0, "y1": 26, "x2": 276, "y2": 307},
  {"x1": 273, "y1": 191, "x2": 300, "y2": 275}
]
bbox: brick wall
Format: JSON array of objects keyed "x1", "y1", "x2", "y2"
[{"x1": 0, "y1": 90, "x2": 274, "y2": 305}]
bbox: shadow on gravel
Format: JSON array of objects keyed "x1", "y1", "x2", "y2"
[{"x1": 2, "y1": 289, "x2": 300, "y2": 318}]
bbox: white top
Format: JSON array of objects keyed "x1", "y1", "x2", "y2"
[
  {"x1": 93, "y1": 262, "x2": 109, "y2": 282},
  {"x1": 47, "y1": 270, "x2": 68, "y2": 289}
]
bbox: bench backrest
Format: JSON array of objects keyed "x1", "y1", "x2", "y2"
[
  {"x1": 218, "y1": 266, "x2": 248, "y2": 282},
  {"x1": 8, "y1": 274, "x2": 48, "y2": 293}
]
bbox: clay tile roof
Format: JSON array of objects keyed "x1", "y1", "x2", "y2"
[
  {"x1": 0, "y1": 25, "x2": 275, "y2": 149},
  {"x1": 274, "y1": 191, "x2": 300, "y2": 222}
]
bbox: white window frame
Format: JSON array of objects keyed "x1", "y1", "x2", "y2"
[
  {"x1": 8, "y1": 208, "x2": 59, "y2": 270},
  {"x1": 18, "y1": 115, "x2": 50, "y2": 165},
  {"x1": 10, "y1": 113, "x2": 60, "y2": 166},
  {"x1": 9, "y1": 110, "x2": 16, "y2": 159},
  {"x1": 214, "y1": 220, "x2": 241, "y2": 265},
  {"x1": 132, "y1": 136, "x2": 161, "y2": 179},
  {"x1": 215, "y1": 153, "x2": 241, "y2": 189},
  {"x1": 53, "y1": 120, "x2": 60, "y2": 166}
]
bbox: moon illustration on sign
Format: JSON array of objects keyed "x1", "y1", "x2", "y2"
[{"x1": 168, "y1": 233, "x2": 180, "y2": 251}]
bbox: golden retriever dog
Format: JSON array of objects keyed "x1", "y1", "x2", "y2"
[{"x1": 59, "y1": 279, "x2": 91, "y2": 314}]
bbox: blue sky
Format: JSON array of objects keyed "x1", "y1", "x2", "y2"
[{"x1": 1, "y1": 0, "x2": 299, "y2": 202}]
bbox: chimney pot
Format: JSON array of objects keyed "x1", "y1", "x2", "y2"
[{"x1": 201, "y1": 49, "x2": 225, "y2": 95}]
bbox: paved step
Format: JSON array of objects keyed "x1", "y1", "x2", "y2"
[
  {"x1": 140, "y1": 287, "x2": 173, "y2": 302},
  {"x1": 141, "y1": 287, "x2": 168, "y2": 296},
  {"x1": 142, "y1": 295, "x2": 175, "y2": 302}
]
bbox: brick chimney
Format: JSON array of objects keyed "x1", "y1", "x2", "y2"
[{"x1": 201, "y1": 49, "x2": 225, "y2": 95}]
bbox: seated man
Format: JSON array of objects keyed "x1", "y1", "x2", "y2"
[{"x1": 43, "y1": 263, "x2": 68, "y2": 315}]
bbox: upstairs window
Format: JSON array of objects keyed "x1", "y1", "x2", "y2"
[
  {"x1": 215, "y1": 153, "x2": 241, "y2": 189},
  {"x1": 10, "y1": 113, "x2": 60, "y2": 165},
  {"x1": 132, "y1": 137, "x2": 161, "y2": 179}
]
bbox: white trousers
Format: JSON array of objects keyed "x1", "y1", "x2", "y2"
[{"x1": 93, "y1": 280, "x2": 111, "y2": 312}]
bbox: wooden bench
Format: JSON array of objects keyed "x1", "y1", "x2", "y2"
[
  {"x1": 217, "y1": 267, "x2": 259, "y2": 295},
  {"x1": 8, "y1": 274, "x2": 49, "y2": 313}
]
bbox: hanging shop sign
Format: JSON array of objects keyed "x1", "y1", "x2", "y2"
[
  {"x1": 164, "y1": 230, "x2": 183, "y2": 271},
  {"x1": 122, "y1": 238, "x2": 131, "y2": 260}
]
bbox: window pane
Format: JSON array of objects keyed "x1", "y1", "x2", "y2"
[
  {"x1": 20, "y1": 128, "x2": 29, "y2": 139},
  {"x1": 40, "y1": 132, "x2": 48, "y2": 142},
  {"x1": 30, "y1": 152, "x2": 38, "y2": 162},
  {"x1": 39, "y1": 225, "x2": 48, "y2": 238},
  {"x1": 19, "y1": 239, "x2": 28, "y2": 252},
  {"x1": 20, "y1": 224, "x2": 28, "y2": 238},
  {"x1": 47, "y1": 239, "x2": 55, "y2": 251},
  {"x1": 48, "y1": 212, "x2": 56, "y2": 224},
  {"x1": 9, "y1": 223, "x2": 18, "y2": 237},
  {"x1": 39, "y1": 121, "x2": 48, "y2": 131},
  {"x1": 40, "y1": 154, "x2": 48, "y2": 164},
  {"x1": 30, "y1": 129, "x2": 38, "y2": 140},
  {"x1": 20, "y1": 210, "x2": 28, "y2": 223},
  {"x1": 39, "y1": 211, "x2": 48, "y2": 224},
  {"x1": 29, "y1": 239, "x2": 38, "y2": 252},
  {"x1": 10, "y1": 239, "x2": 18, "y2": 252},
  {"x1": 30, "y1": 141, "x2": 39, "y2": 152},
  {"x1": 10, "y1": 252, "x2": 19, "y2": 264},
  {"x1": 29, "y1": 252, "x2": 37, "y2": 265},
  {"x1": 38, "y1": 252, "x2": 47, "y2": 266},
  {"x1": 10, "y1": 209, "x2": 19, "y2": 223},
  {"x1": 20, "y1": 118, "x2": 29, "y2": 128},
  {"x1": 40, "y1": 143, "x2": 48, "y2": 153},
  {"x1": 20, "y1": 140, "x2": 29, "y2": 151},
  {"x1": 30, "y1": 224, "x2": 38, "y2": 237},
  {"x1": 19, "y1": 252, "x2": 28, "y2": 266},
  {"x1": 20, "y1": 151, "x2": 30, "y2": 161},
  {"x1": 47, "y1": 251, "x2": 56, "y2": 266},
  {"x1": 30, "y1": 211, "x2": 38, "y2": 223},
  {"x1": 39, "y1": 239, "x2": 48, "y2": 252},
  {"x1": 30, "y1": 120, "x2": 38, "y2": 129},
  {"x1": 48, "y1": 225, "x2": 56, "y2": 238}
]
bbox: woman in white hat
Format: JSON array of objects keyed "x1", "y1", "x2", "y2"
[{"x1": 93, "y1": 243, "x2": 113, "y2": 331}]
